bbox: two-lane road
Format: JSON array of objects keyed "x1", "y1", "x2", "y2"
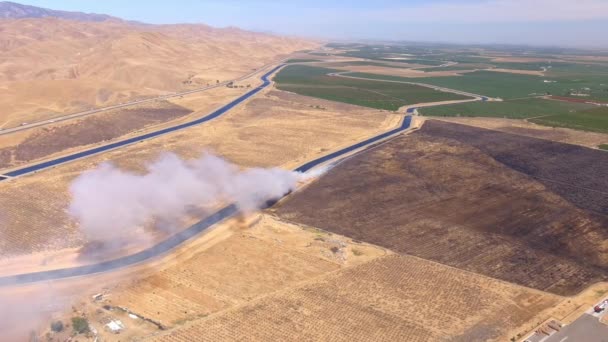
[
  {"x1": 0, "y1": 60, "x2": 282, "y2": 136},
  {"x1": 0, "y1": 64, "x2": 285, "y2": 180},
  {"x1": 0, "y1": 114, "x2": 415, "y2": 286}
]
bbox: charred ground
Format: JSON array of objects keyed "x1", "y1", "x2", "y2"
[
  {"x1": 0, "y1": 101, "x2": 193, "y2": 169},
  {"x1": 275, "y1": 120, "x2": 608, "y2": 295}
]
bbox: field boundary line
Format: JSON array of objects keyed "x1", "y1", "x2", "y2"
[{"x1": 273, "y1": 217, "x2": 564, "y2": 299}]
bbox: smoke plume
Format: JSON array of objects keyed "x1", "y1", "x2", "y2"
[{"x1": 68, "y1": 151, "x2": 305, "y2": 242}]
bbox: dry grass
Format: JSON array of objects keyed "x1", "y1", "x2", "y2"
[
  {"x1": 0, "y1": 88, "x2": 395, "y2": 259},
  {"x1": 30, "y1": 214, "x2": 384, "y2": 341},
  {"x1": 0, "y1": 17, "x2": 318, "y2": 127},
  {"x1": 148, "y1": 254, "x2": 560, "y2": 342}
]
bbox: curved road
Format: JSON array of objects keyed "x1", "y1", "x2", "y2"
[
  {"x1": 0, "y1": 64, "x2": 490, "y2": 285},
  {"x1": 0, "y1": 64, "x2": 284, "y2": 180},
  {"x1": 0, "y1": 114, "x2": 414, "y2": 286}
]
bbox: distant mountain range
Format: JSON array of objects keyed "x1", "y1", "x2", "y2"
[{"x1": 0, "y1": 1, "x2": 118, "y2": 22}]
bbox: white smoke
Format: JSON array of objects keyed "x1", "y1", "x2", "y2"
[{"x1": 68, "y1": 151, "x2": 305, "y2": 242}]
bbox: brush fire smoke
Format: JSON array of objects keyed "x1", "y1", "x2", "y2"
[{"x1": 69, "y1": 151, "x2": 307, "y2": 243}]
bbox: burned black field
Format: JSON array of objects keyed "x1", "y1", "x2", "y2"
[{"x1": 275, "y1": 120, "x2": 608, "y2": 295}]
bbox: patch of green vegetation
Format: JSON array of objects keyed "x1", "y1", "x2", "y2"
[
  {"x1": 529, "y1": 106, "x2": 608, "y2": 133},
  {"x1": 419, "y1": 98, "x2": 595, "y2": 119},
  {"x1": 599, "y1": 144, "x2": 608, "y2": 150},
  {"x1": 71, "y1": 317, "x2": 90, "y2": 334},
  {"x1": 594, "y1": 289, "x2": 608, "y2": 297},
  {"x1": 274, "y1": 65, "x2": 469, "y2": 111},
  {"x1": 352, "y1": 248, "x2": 364, "y2": 256},
  {"x1": 286, "y1": 58, "x2": 321, "y2": 63}
]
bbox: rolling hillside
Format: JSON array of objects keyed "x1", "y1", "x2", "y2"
[{"x1": 0, "y1": 3, "x2": 318, "y2": 126}]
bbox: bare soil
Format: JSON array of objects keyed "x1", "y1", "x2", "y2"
[
  {"x1": 434, "y1": 117, "x2": 608, "y2": 148},
  {"x1": 275, "y1": 120, "x2": 608, "y2": 295},
  {"x1": 549, "y1": 95, "x2": 608, "y2": 104},
  {"x1": 330, "y1": 64, "x2": 468, "y2": 77},
  {"x1": 486, "y1": 68, "x2": 545, "y2": 76},
  {"x1": 420, "y1": 121, "x2": 608, "y2": 215}
]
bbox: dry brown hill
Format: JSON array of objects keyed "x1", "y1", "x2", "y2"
[{"x1": 0, "y1": 17, "x2": 318, "y2": 127}]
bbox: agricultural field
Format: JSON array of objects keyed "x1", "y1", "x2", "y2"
[
  {"x1": 316, "y1": 60, "x2": 421, "y2": 69},
  {"x1": 317, "y1": 43, "x2": 608, "y2": 103},
  {"x1": 148, "y1": 254, "x2": 560, "y2": 342},
  {"x1": 418, "y1": 63, "x2": 494, "y2": 72},
  {"x1": 346, "y1": 70, "x2": 586, "y2": 99},
  {"x1": 380, "y1": 58, "x2": 445, "y2": 65},
  {"x1": 529, "y1": 106, "x2": 608, "y2": 133},
  {"x1": 0, "y1": 88, "x2": 397, "y2": 258},
  {"x1": 433, "y1": 116, "x2": 608, "y2": 148},
  {"x1": 274, "y1": 65, "x2": 470, "y2": 110},
  {"x1": 275, "y1": 120, "x2": 608, "y2": 295},
  {"x1": 98, "y1": 215, "x2": 376, "y2": 329},
  {"x1": 419, "y1": 97, "x2": 596, "y2": 119},
  {"x1": 420, "y1": 121, "x2": 608, "y2": 215}
]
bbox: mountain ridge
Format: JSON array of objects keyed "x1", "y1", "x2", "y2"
[{"x1": 0, "y1": 1, "x2": 124, "y2": 22}]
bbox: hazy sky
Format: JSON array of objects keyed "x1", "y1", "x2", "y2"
[{"x1": 17, "y1": 0, "x2": 608, "y2": 47}]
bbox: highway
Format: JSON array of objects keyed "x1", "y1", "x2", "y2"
[
  {"x1": 0, "y1": 64, "x2": 284, "y2": 179},
  {"x1": 295, "y1": 115, "x2": 412, "y2": 172},
  {"x1": 0, "y1": 61, "x2": 282, "y2": 136},
  {"x1": 0, "y1": 113, "x2": 414, "y2": 286},
  {"x1": 0, "y1": 59, "x2": 495, "y2": 285}
]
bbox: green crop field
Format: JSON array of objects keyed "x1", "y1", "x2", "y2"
[
  {"x1": 599, "y1": 144, "x2": 608, "y2": 150},
  {"x1": 319, "y1": 61, "x2": 416, "y2": 69},
  {"x1": 347, "y1": 70, "x2": 608, "y2": 101},
  {"x1": 419, "y1": 97, "x2": 608, "y2": 133},
  {"x1": 529, "y1": 106, "x2": 608, "y2": 133},
  {"x1": 419, "y1": 98, "x2": 595, "y2": 119},
  {"x1": 273, "y1": 65, "x2": 470, "y2": 111}
]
